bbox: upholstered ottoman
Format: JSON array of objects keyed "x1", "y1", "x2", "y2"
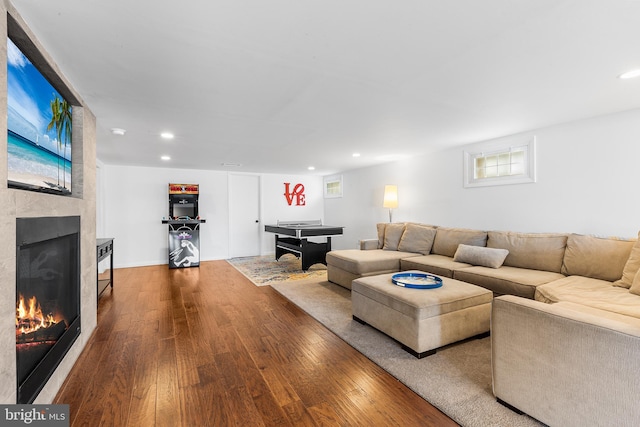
[{"x1": 351, "y1": 271, "x2": 492, "y2": 358}]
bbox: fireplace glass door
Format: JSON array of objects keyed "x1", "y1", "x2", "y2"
[{"x1": 16, "y1": 216, "x2": 81, "y2": 404}]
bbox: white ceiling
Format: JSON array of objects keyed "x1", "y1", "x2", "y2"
[{"x1": 11, "y1": 0, "x2": 640, "y2": 175}]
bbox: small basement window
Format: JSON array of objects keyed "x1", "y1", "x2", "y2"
[
  {"x1": 463, "y1": 136, "x2": 536, "y2": 188},
  {"x1": 323, "y1": 174, "x2": 343, "y2": 198}
]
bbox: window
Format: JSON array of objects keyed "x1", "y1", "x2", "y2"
[
  {"x1": 463, "y1": 136, "x2": 536, "y2": 188},
  {"x1": 323, "y1": 174, "x2": 343, "y2": 198}
]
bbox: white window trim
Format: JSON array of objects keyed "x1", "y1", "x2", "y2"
[
  {"x1": 463, "y1": 136, "x2": 536, "y2": 188},
  {"x1": 323, "y1": 174, "x2": 343, "y2": 198}
]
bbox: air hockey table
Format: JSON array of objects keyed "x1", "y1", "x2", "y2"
[{"x1": 264, "y1": 220, "x2": 344, "y2": 271}]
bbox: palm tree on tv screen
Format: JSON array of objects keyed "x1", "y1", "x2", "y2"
[{"x1": 46, "y1": 95, "x2": 72, "y2": 189}]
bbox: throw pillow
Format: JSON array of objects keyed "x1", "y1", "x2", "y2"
[
  {"x1": 613, "y1": 231, "x2": 640, "y2": 288},
  {"x1": 630, "y1": 268, "x2": 640, "y2": 296},
  {"x1": 397, "y1": 224, "x2": 437, "y2": 254},
  {"x1": 453, "y1": 244, "x2": 509, "y2": 269},
  {"x1": 376, "y1": 223, "x2": 387, "y2": 249},
  {"x1": 383, "y1": 223, "x2": 406, "y2": 251}
]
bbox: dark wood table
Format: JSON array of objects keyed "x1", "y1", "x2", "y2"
[{"x1": 97, "y1": 238, "x2": 114, "y2": 303}]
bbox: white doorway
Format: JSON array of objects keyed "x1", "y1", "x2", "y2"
[{"x1": 229, "y1": 173, "x2": 261, "y2": 257}]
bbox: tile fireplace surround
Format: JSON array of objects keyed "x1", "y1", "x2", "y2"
[{"x1": 0, "y1": 1, "x2": 98, "y2": 404}]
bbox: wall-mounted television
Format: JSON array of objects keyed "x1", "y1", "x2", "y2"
[{"x1": 7, "y1": 37, "x2": 72, "y2": 195}]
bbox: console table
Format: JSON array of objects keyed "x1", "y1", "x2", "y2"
[{"x1": 97, "y1": 238, "x2": 114, "y2": 304}]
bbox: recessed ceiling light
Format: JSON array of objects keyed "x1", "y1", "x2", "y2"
[
  {"x1": 111, "y1": 128, "x2": 126, "y2": 136},
  {"x1": 221, "y1": 162, "x2": 242, "y2": 167},
  {"x1": 160, "y1": 132, "x2": 174, "y2": 139},
  {"x1": 161, "y1": 155, "x2": 171, "y2": 161},
  {"x1": 352, "y1": 153, "x2": 361, "y2": 157},
  {"x1": 308, "y1": 166, "x2": 315, "y2": 171},
  {"x1": 619, "y1": 69, "x2": 640, "y2": 79}
]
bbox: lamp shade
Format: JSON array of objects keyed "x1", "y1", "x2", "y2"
[{"x1": 383, "y1": 185, "x2": 398, "y2": 209}]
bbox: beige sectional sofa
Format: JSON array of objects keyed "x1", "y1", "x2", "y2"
[
  {"x1": 326, "y1": 222, "x2": 640, "y2": 427},
  {"x1": 327, "y1": 222, "x2": 638, "y2": 303}
]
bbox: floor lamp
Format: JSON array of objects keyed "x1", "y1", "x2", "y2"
[{"x1": 383, "y1": 185, "x2": 398, "y2": 223}]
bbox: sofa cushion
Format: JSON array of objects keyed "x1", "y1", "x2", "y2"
[
  {"x1": 536, "y1": 275, "x2": 640, "y2": 319},
  {"x1": 613, "y1": 232, "x2": 640, "y2": 288},
  {"x1": 554, "y1": 301, "x2": 640, "y2": 328},
  {"x1": 454, "y1": 266, "x2": 565, "y2": 299},
  {"x1": 400, "y1": 254, "x2": 472, "y2": 278},
  {"x1": 630, "y1": 268, "x2": 640, "y2": 296},
  {"x1": 432, "y1": 227, "x2": 487, "y2": 257},
  {"x1": 487, "y1": 231, "x2": 567, "y2": 273},
  {"x1": 453, "y1": 244, "x2": 509, "y2": 268},
  {"x1": 397, "y1": 223, "x2": 437, "y2": 255},
  {"x1": 326, "y1": 249, "x2": 420, "y2": 275},
  {"x1": 561, "y1": 234, "x2": 635, "y2": 282},
  {"x1": 383, "y1": 223, "x2": 406, "y2": 251}
]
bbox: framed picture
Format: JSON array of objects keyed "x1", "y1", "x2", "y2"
[{"x1": 323, "y1": 174, "x2": 343, "y2": 198}]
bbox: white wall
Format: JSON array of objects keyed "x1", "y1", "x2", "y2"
[
  {"x1": 325, "y1": 109, "x2": 640, "y2": 249},
  {"x1": 102, "y1": 109, "x2": 640, "y2": 265},
  {"x1": 260, "y1": 173, "x2": 325, "y2": 254},
  {"x1": 100, "y1": 164, "x2": 323, "y2": 267}
]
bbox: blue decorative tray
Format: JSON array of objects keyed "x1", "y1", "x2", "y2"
[{"x1": 391, "y1": 272, "x2": 443, "y2": 289}]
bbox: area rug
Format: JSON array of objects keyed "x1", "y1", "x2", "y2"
[
  {"x1": 226, "y1": 254, "x2": 327, "y2": 286},
  {"x1": 270, "y1": 278, "x2": 544, "y2": 427}
]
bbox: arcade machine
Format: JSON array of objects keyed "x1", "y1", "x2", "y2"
[{"x1": 162, "y1": 183, "x2": 206, "y2": 268}]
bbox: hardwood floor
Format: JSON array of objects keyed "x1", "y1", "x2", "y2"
[{"x1": 55, "y1": 261, "x2": 458, "y2": 426}]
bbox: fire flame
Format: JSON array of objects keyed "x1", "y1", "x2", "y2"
[{"x1": 16, "y1": 294, "x2": 58, "y2": 336}]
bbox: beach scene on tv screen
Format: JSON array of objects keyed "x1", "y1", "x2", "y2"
[{"x1": 7, "y1": 38, "x2": 72, "y2": 193}]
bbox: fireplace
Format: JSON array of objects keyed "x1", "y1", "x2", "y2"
[{"x1": 16, "y1": 216, "x2": 81, "y2": 404}]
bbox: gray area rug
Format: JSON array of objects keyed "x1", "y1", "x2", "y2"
[{"x1": 270, "y1": 279, "x2": 544, "y2": 427}]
